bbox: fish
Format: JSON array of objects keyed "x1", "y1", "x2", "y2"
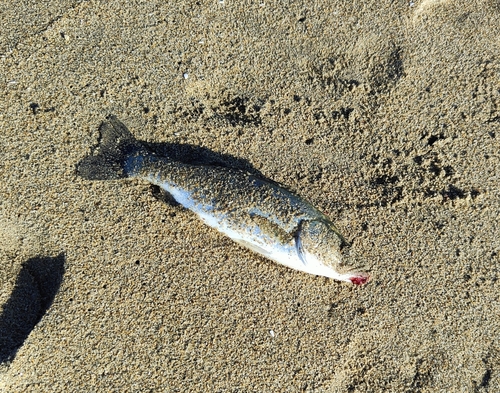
[{"x1": 77, "y1": 115, "x2": 370, "y2": 285}]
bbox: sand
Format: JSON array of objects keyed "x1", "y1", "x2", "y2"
[{"x1": 1, "y1": 0, "x2": 499, "y2": 391}]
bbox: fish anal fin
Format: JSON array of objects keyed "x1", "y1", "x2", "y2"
[
  {"x1": 150, "y1": 185, "x2": 181, "y2": 207},
  {"x1": 233, "y1": 238, "x2": 272, "y2": 258}
]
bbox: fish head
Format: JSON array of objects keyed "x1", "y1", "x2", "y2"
[
  {"x1": 296, "y1": 219, "x2": 370, "y2": 285},
  {"x1": 297, "y1": 219, "x2": 344, "y2": 268}
]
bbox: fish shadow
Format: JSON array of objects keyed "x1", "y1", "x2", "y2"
[
  {"x1": 146, "y1": 140, "x2": 264, "y2": 176},
  {"x1": 0, "y1": 253, "x2": 65, "y2": 363}
]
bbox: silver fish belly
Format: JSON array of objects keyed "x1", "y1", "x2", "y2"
[{"x1": 77, "y1": 116, "x2": 369, "y2": 285}]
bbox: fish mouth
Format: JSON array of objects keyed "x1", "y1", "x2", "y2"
[{"x1": 347, "y1": 272, "x2": 371, "y2": 285}]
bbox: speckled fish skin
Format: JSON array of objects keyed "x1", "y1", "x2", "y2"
[{"x1": 78, "y1": 116, "x2": 369, "y2": 285}]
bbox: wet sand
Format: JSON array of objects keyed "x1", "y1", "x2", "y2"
[{"x1": 1, "y1": 0, "x2": 499, "y2": 391}]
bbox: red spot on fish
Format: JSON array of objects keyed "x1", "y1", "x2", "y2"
[{"x1": 350, "y1": 275, "x2": 370, "y2": 286}]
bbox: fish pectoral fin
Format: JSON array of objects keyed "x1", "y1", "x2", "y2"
[{"x1": 294, "y1": 224, "x2": 307, "y2": 266}]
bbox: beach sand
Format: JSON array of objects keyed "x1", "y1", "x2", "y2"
[{"x1": 1, "y1": 0, "x2": 499, "y2": 391}]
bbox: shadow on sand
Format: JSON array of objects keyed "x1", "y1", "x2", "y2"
[{"x1": 0, "y1": 253, "x2": 65, "y2": 363}]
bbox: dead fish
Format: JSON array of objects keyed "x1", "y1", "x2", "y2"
[{"x1": 77, "y1": 115, "x2": 369, "y2": 285}]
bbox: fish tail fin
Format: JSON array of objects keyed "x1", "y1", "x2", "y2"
[{"x1": 77, "y1": 115, "x2": 147, "y2": 180}]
